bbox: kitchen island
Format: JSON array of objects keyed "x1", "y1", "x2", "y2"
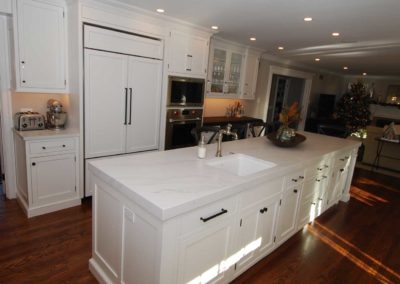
[{"x1": 87, "y1": 132, "x2": 360, "y2": 284}]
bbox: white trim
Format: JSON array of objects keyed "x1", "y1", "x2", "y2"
[
  {"x1": 0, "y1": 15, "x2": 17, "y2": 198},
  {"x1": 262, "y1": 65, "x2": 314, "y2": 131}
]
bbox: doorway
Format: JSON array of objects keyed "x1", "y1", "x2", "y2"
[
  {"x1": 267, "y1": 75, "x2": 305, "y2": 128},
  {"x1": 262, "y1": 66, "x2": 314, "y2": 130}
]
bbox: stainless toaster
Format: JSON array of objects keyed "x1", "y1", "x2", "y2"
[{"x1": 14, "y1": 112, "x2": 46, "y2": 131}]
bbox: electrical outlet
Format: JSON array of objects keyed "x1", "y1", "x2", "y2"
[{"x1": 20, "y1": 108, "x2": 33, "y2": 112}]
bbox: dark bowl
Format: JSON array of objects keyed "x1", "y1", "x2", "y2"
[{"x1": 267, "y1": 132, "x2": 306, "y2": 148}]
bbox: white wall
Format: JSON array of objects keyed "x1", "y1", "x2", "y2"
[{"x1": 11, "y1": 92, "x2": 71, "y2": 116}]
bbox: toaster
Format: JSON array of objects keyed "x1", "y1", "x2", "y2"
[{"x1": 14, "y1": 112, "x2": 46, "y2": 131}]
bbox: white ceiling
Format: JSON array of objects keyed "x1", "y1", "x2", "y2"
[{"x1": 118, "y1": 0, "x2": 400, "y2": 77}]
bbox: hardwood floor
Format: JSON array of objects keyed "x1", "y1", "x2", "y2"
[{"x1": 0, "y1": 168, "x2": 399, "y2": 283}]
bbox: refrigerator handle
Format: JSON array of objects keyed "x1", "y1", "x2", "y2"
[
  {"x1": 124, "y1": 88, "x2": 128, "y2": 125},
  {"x1": 129, "y1": 88, "x2": 133, "y2": 125}
]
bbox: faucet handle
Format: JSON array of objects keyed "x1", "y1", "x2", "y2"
[{"x1": 226, "y1": 123, "x2": 232, "y2": 131}]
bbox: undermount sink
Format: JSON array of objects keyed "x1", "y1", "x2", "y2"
[{"x1": 206, "y1": 154, "x2": 276, "y2": 176}]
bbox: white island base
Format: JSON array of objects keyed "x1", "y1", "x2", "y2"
[{"x1": 87, "y1": 133, "x2": 359, "y2": 284}]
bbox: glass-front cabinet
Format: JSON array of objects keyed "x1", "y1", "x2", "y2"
[{"x1": 208, "y1": 45, "x2": 244, "y2": 98}]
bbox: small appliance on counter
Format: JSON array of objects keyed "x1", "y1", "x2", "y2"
[
  {"x1": 46, "y1": 99, "x2": 67, "y2": 129},
  {"x1": 14, "y1": 112, "x2": 46, "y2": 131}
]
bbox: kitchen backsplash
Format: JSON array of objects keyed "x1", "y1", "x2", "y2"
[
  {"x1": 204, "y1": 98, "x2": 251, "y2": 117},
  {"x1": 12, "y1": 92, "x2": 70, "y2": 115}
]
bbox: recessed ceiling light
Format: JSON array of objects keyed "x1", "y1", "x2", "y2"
[
  {"x1": 363, "y1": 72, "x2": 367, "y2": 76},
  {"x1": 211, "y1": 26, "x2": 219, "y2": 30},
  {"x1": 156, "y1": 8, "x2": 165, "y2": 13},
  {"x1": 315, "y1": 58, "x2": 320, "y2": 62},
  {"x1": 278, "y1": 46, "x2": 284, "y2": 50},
  {"x1": 304, "y1": 17, "x2": 313, "y2": 22},
  {"x1": 343, "y1": 66, "x2": 348, "y2": 70},
  {"x1": 332, "y1": 32, "x2": 340, "y2": 37},
  {"x1": 250, "y1": 37, "x2": 256, "y2": 41}
]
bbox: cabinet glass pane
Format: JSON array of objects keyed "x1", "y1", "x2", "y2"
[
  {"x1": 211, "y1": 49, "x2": 226, "y2": 93},
  {"x1": 228, "y1": 53, "x2": 242, "y2": 94}
]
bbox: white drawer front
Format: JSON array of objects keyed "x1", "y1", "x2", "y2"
[
  {"x1": 181, "y1": 196, "x2": 237, "y2": 236},
  {"x1": 285, "y1": 170, "x2": 305, "y2": 188},
  {"x1": 240, "y1": 178, "x2": 283, "y2": 209},
  {"x1": 29, "y1": 139, "x2": 75, "y2": 155}
]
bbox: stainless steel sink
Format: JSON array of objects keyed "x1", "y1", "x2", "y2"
[{"x1": 206, "y1": 154, "x2": 276, "y2": 176}]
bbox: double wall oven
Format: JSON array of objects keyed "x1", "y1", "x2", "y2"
[{"x1": 165, "y1": 76, "x2": 205, "y2": 150}]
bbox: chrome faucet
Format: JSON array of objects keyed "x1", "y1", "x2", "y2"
[{"x1": 216, "y1": 124, "x2": 239, "y2": 157}]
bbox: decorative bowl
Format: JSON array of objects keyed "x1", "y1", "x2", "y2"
[{"x1": 267, "y1": 132, "x2": 306, "y2": 148}]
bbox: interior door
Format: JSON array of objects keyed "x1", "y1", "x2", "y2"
[
  {"x1": 84, "y1": 49, "x2": 128, "y2": 158},
  {"x1": 126, "y1": 56, "x2": 162, "y2": 153}
]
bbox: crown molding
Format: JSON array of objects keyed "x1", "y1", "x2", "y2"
[{"x1": 343, "y1": 75, "x2": 400, "y2": 81}]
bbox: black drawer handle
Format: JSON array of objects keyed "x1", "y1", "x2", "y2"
[
  {"x1": 299, "y1": 176, "x2": 304, "y2": 179},
  {"x1": 316, "y1": 179, "x2": 321, "y2": 182},
  {"x1": 311, "y1": 202, "x2": 316, "y2": 205},
  {"x1": 260, "y1": 207, "x2": 268, "y2": 214},
  {"x1": 318, "y1": 198, "x2": 323, "y2": 201},
  {"x1": 32, "y1": 162, "x2": 36, "y2": 166},
  {"x1": 324, "y1": 165, "x2": 329, "y2": 168},
  {"x1": 62, "y1": 144, "x2": 66, "y2": 147},
  {"x1": 200, "y1": 208, "x2": 228, "y2": 222},
  {"x1": 322, "y1": 175, "x2": 328, "y2": 179},
  {"x1": 293, "y1": 189, "x2": 298, "y2": 193},
  {"x1": 317, "y1": 168, "x2": 323, "y2": 171},
  {"x1": 292, "y1": 178, "x2": 298, "y2": 182},
  {"x1": 186, "y1": 68, "x2": 192, "y2": 71},
  {"x1": 42, "y1": 146, "x2": 46, "y2": 150},
  {"x1": 340, "y1": 169, "x2": 344, "y2": 172},
  {"x1": 340, "y1": 158, "x2": 345, "y2": 161},
  {"x1": 345, "y1": 156, "x2": 349, "y2": 159}
]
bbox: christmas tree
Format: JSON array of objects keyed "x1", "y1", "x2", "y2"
[{"x1": 337, "y1": 81, "x2": 371, "y2": 136}]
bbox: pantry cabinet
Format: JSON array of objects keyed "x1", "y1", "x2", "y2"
[
  {"x1": 168, "y1": 30, "x2": 210, "y2": 78},
  {"x1": 84, "y1": 49, "x2": 162, "y2": 158},
  {"x1": 14, "y1": 0, "x2": 67, "y2": 93},
  {"x1": 14, "y1": 131, "x2": 80, "y2": 218}
]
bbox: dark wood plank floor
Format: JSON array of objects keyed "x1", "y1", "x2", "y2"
[{"x1": 0, "y1": 168, "x2": 399, "y2": 284}]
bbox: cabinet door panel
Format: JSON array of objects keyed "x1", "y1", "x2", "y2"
[
  {"x1": 241, "y1": 53, "x2": 259, "y2": 100},
  {"x1": 17, "y1": 0, "x2": 66, "y2": 90},
  {"x1": 126, "y1": 57, "x2": 162, "y2": 153},
  {"x1": 177, "y1": 220, "x2": 234, "y2": 284},
  {"x1": 276, "y1": 187, "x2": 301, "y2": 243},
  {"x1": 30, "y1": 154, "x2": 76, "y2": 205},
  {"x1": 84, "y1": 49, "x2": 128, "y2": 158}
]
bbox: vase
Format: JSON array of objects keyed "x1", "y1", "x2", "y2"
[{"x1": 276, "y1": 125, "x2": 295, "y2": 142}]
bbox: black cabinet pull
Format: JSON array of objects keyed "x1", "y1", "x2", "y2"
[
  {"x1": 32, "y1": 162, "x2": 36, "y2": 166},
  {"x1": 322, "y1": 175, "x2": 327, "y2": 179},
  {"x1": 292, "y1": 178, "x2": 298, "y2": 182},
  {"x1": 186, "y1": 68, "x2": 192, "y2": 71},
  {"x1": 340, "y1": 158, "x2": 345, "y2": 161},
  {"x1": 317, "y1": 168, "x2": 323, "y2": 171},
  {"x1": 200, "y1": 208, "x2": 228, "y2": 222},
  {"x1": 124, "y1": 88, "x2": 128, "y2": 125},
  {"x1": 62, "y1": 145, "x2": 66, "y2": 147},
  {"x1": 22, "y1": 80, "x2": 26, "y2": 83},
  {"x1": 21, "y1": 61, "x2": 25, "y2": 64},
  {"x1": 187, "y1": 54, "x2": 193, "y2": 58},
  {"x1": 129, "y1": 88, "x2": 133, "y2": 125},
  {"x1": 324, "y1": 165, "x2": 329, "y2": 168},
  {"x1": 316, "y1": 179, "x2": 321, "y2": 182},
  {"x1": 340, "y1": 169, "x2": 344, "y2": 172},
  {"x1": 311, "y1": 202, "x2": 316, "y2": 205},
  {"x1": 260, "y1": 207, "x2": 268, "y2": 214},
  {"x1": 42, "y1": 146, "x2": 46, "y2": 150},
  {"x1": 298, "y1": 176, "x2": 304, "y2": 179},
  {"x1": 293, "y1": 189, "x2": 298, "y2": 193}
]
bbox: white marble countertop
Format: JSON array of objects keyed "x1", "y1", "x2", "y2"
[
  {"x1": 88, "y1": 131, "x2": 360, "y2": 221},
  {"x1": 14, "y1": 128, "x2": 79, "y2": 140}
]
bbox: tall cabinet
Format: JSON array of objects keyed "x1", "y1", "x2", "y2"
[{"x1": 84, "y1": 25, "x2": 164, "y2": 196}]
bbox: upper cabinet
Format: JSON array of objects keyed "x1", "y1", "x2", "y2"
[
  {"x1": 0, "y1": 0, "x2": 12, "y2": 14},
  {"x1": 167, "y1": 30, "x2": 210, "y2": 78},
  {"x1": 14, "y1": 0, "x2": 67, "y2": 93},
  {"x1": 207, "y1": 39, "x2": 260, "y2": 100}
]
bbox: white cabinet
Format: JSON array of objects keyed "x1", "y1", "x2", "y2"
[
  {"x1": 168, "y1": 30, "x2": 209, "y2": 78},
  {"x1": 84, "y1": 49, "x2": 162, "y2": 158},
  {"x1": 208, "y1": 46, "x2": 245, "y2": 98},
  {"x1": 0, "y1": 0, "x2": 12, "y2": 14},
  {"x1": 14, "y1": 0, "x2": 67, "y2": 93},
  {"x1": 241, "y1": 51, "x2": 260, "y2": 100},
  {"x1": 176, "y1": 196, "x2": 237, "y2": 283},
  {"x1": 14, "y1": 131, "x2": 80, "y2": 218}
]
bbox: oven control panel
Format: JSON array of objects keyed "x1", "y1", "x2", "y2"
[{"x1": 167, "y1": 108, "x2": 203, "y2": 121}]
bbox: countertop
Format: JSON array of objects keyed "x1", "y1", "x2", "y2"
[
  {"x1": 203, "y1": 116, "x2": 263, "y2": 125},
  {"x1": 14, "y1": 128, "x2": 79, "y2": 141},
  {"x1": 88, "y1": 132, "x2": 360, "y2": 221}
]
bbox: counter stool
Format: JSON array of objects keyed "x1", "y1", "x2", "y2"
[{"x1": 191, "y1": 126, "x2": 221, "y2": 144}]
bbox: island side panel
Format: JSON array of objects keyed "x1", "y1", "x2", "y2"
[
  {"x1": 341, "y1": 147, "x2": 358, "y2": 202},
  {"x1": 89, "y1": 172, "x2": 166, "y2": 284}
]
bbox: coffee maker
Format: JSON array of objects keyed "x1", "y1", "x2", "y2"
[{"x1": 46, "y1": 99, "x2": 67, "y2": 129}]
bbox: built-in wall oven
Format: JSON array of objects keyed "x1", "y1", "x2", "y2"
[
  {"x1": 165, "y1": 108, "x2": 203, "y2": 150},
  {"x1": 168, "y1": 76, "x2": 205, "y2": 106}
]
